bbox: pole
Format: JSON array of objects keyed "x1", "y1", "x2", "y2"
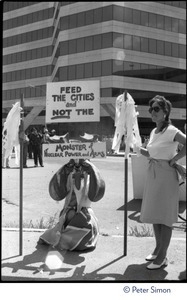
[
  {"x1": 124, "y1": 90, "x2": 128, "y2": 256},
  {"x1": 19, "y1": 93, "x2": 24, "y2": 256}
]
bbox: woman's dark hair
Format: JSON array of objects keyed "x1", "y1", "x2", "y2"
[{"x1": 149, "y1": 95, "x2": 172, "y2": 132}]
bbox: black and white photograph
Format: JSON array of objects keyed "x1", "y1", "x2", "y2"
[{"x1": 1, "y1": 1, "x2": 186, "y2": 298}]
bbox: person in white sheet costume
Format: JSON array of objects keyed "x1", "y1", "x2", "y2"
[
  {"x1": 112, "y1": 92, "x2": 142, "y2": 156},
  {"x1": 38, "y1": 159, "x2": 105, "y2": 251}
]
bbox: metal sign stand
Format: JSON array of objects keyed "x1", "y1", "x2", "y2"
[
  {"x1": 124, "y1": 90, "x2": 128, "y2": 256},
  {"x1": 19, "y1": 93, "x2": 24, "y2": 256}
]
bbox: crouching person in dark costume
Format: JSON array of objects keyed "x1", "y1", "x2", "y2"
[{"x1": 39, "y1": 159, "x2": 105, "y2": 251}]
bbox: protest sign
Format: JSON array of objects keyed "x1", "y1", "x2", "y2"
[
  {"x1": 46, "y1": 80, "x2": 100, "y2": 123},
  {"x1": 43, "y1": 142, "x2": 106, "y2": 163}
]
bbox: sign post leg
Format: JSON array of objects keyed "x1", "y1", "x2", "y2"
[
  {"x1": 19, "y1": 93, "x2": 24, "y2": 256},
  {"x1": 124, "y1": 156, "x2": 128, "y2": 256}
]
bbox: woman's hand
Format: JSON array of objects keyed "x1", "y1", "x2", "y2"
[{"x1": 169, "y1": 158, "x2": 177, "y2": 167}]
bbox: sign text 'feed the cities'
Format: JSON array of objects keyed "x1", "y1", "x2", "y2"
[{"x1": 46, "y1": 80, "x2": 100, "y2": 123}]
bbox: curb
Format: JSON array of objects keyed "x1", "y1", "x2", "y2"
[
  {"x1": 2, "y1": 228, "x2": 186, "y2": 240},
  {"x1": 2, "y1": 227, "x2": 46, "y2": 232}
]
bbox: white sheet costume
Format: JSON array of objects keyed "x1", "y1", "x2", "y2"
[
  {"x1": 112, "y1": 92, "x2": 142, "y2": 156},
  {"x1": 2, "y1": 102, "x2": 22, "y2": 165}
]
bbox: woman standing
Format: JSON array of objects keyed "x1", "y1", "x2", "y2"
[{"x1": 138, "y1": 95, "x2": 186, "y2": 270}]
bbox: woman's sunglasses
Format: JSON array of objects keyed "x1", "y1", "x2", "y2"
[{"x1": 148, "y1": 106, "x2": 161, "y2": 113}]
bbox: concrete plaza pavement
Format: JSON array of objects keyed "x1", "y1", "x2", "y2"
[
  {"x1": 1, "y1": 155, "x2": 186, "y2": 281},
  {"x1": 1, "y1": 229, "x2": 186, "y2": 281}
]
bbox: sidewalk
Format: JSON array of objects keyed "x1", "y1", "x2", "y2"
[{"x1": 1, "y1": 229, "x2": 186, "y2": 282}]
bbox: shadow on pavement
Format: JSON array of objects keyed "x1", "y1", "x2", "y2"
[
  {"x1": 2, "y1": 254, "x2": 21, "y2": 262},
  {"x1": 118, "y1": 198, "x2": 186, "y2": 226},
  {"x1": 117, "y1": 198, "x2": 142, "y2": 223},
  {"x1": 2, "y1": 243, "x2": 127, "y2": 281},
  {"x1": 1, "y1": 259, "x2": 171, "y2": 282},
  {"x1": 178, "y1": 269, "x2": 186, "y2": 281},
  {"x1": 117, "y1": 198, "x2": 142, "y2": 212},
  {"x1": 123, "y1": 262, "x2": 168, "y2": 281},
  {"x1": 1, "y1": 244, "x2": 82, "y2": 276},
  {"x1": 178, "y1": 201, "x2": 186, "y2": 214},
  {"x1": 1, "y1": 255, "x2": 128, "y2": 281},
  {"x1": 118, "y1": 198, "x2": 186, "y2": 214}
]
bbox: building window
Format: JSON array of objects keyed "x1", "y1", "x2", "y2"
[
  {"x1": 85, "y1": 36, "x2": 93, "y2": 51},
  {"x1": 94, "y1": 7, "x2": 102, "y2": 24},
  {"x1": 15, "y1": 89, "x2": 20, "y2": 99},
  {"x1": 27, "y1": 13, "x2": 33, "y2": 24},
  {"x1": 69, "y1": 39, "x2": 77, "y2": 54},
  {"x1": 124, "y1": 7, "x2": 133, "y2": 23},
  {"x1": 93, "y1": 61, "x2": 102, "y2": 77},
  {"x1": 165, "y1": 16, "x2": 172, "y2": 31},
  {"x1": 11, "y1": 71, "x2": 16, "y2": 81},
  {"x1": 102, "y1": 60, "x2": 112, "y2": 76},
  {"x1": 124, "y1": 61, "x2": 133, "y2": 74},
  {"x1": 68, "y1": 65, "x2": 76, "y2": 80},
  {"x1": 165, "y1": 41, "x2": 172, "y2": 56},
  {"x1": 149, "y1": 13, "x2": 157, "y2": 28},
  {"x1": 171, "y1": 18, "x2": 179, "y2": 32},
  {"x1": 102, "y1": 5, "x2": 113, "y2": 22},
  {"x1": 102, "y1": 32, "x2": 113, "y2": 48},
  {"x1": 113, "y1": 32, "x2": 123, "y2": 49},
  {"x1": 133, "y1": 9, "x2": 141, "y2": 25},
  {"x1": 59, "y1": 66, "x2": 68, "y2": 81},
  {"x1": 61, "y1": 15, "x2": 69, "y2": 30},
  {"x1": 172, "y1": 43, "x2": 179, "y2": 57},
  {"x1": 149, "y1": 39, "x2": 157, "y2": 54},
  {"x1": 32, "y1": 48, "x2": 37, "y2": 59},
  {"x1": 156, "y1": 14, "x2": 164, "y2": 30},
  {"x1": 113, "y1": 5, "x2": 123, "y2": 22},
  {"x1": 36, "y1": 67, "x2": 42, "y2": 78},
  {"x1": 60, "y1": 41, "x2": 68, "y2": 56},
  {"x1": 35, "y1": 86, "x2": 41, "y2": 97},
  {"x1": 93, "y1": 35, "x2": 102, "y2": 50},
  {"x1": 41, "y1": 66, "x2": 47, "y2": 77},
  {"x1": 179, "y1": 44, "x2": 186, "y2": 59},
  {"x1": 157, "y1": 40, "x2": 164, "y2": 55},
  {"x1": 31, "y1": 68, "x2": 36, "y2": 78},
  {"x1": 77, "y1": 37, "x2": 85, "y2": 53},
  {"x1": 124, "y1": 34, "x2": 132, "y2": 50},
  {"x1": 141, "y1": 37, "x2": 148, "y2": 52},
  {"x1": 141, "y1": 11, "x2": 149, "y2": 26},
  {"x1": 69, "y1": 14, "x2": 77, "y2": 29},
  {"x1": 85, "y1": 62, "x2": 92, "y2": 78},
  {"x1": 77, "y1": 11, "x2": 85, "y2": 27},
  {"x1": 179, "y1": 19, "x2": 186, "y2": 34},
  {"x1": 76, "y1": 64, "x2": 84, "y2": 79},
  {"x1": 26, "y1": 50, "x2": 31, "y2": 60},
  {"x1": 129, "y1": 62, "x2": 141, "y2": 77},
  {"x1": 37, "y1": 47, "x2": 42, "y2": 58},
  {"x1": 133, "y1": 36, "x2": 141, "y2": 51},
  {"x1": 42, "y1": 46, "x2": 48, "y2": 57},
  {"x1": 30, "y1": 87, "x2": 35, "y2": 98},
  {"x1": 101, "y1": 88, "x2": 112, "y2": 97},
  {"x1": 85, "y1": 10, "x2": 94, "y2": 25},
  {"x1": 25, "y1": 69, "x2": 30, "y2": 79},
  {"x1": 113, "y1": 60, "x2": 123, "y2": 76}
]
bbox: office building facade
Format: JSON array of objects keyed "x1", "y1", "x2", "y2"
[{"x1": 3, "y1": 1, "x2": 186, "y2": 137}]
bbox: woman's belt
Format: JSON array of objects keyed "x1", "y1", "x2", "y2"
[
  {"x1": 148, "y1": 158, "x2": 170, "y2": 178},
  {"x1": 148, "y1": 158, "x2": 186, "y2": 181}
]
